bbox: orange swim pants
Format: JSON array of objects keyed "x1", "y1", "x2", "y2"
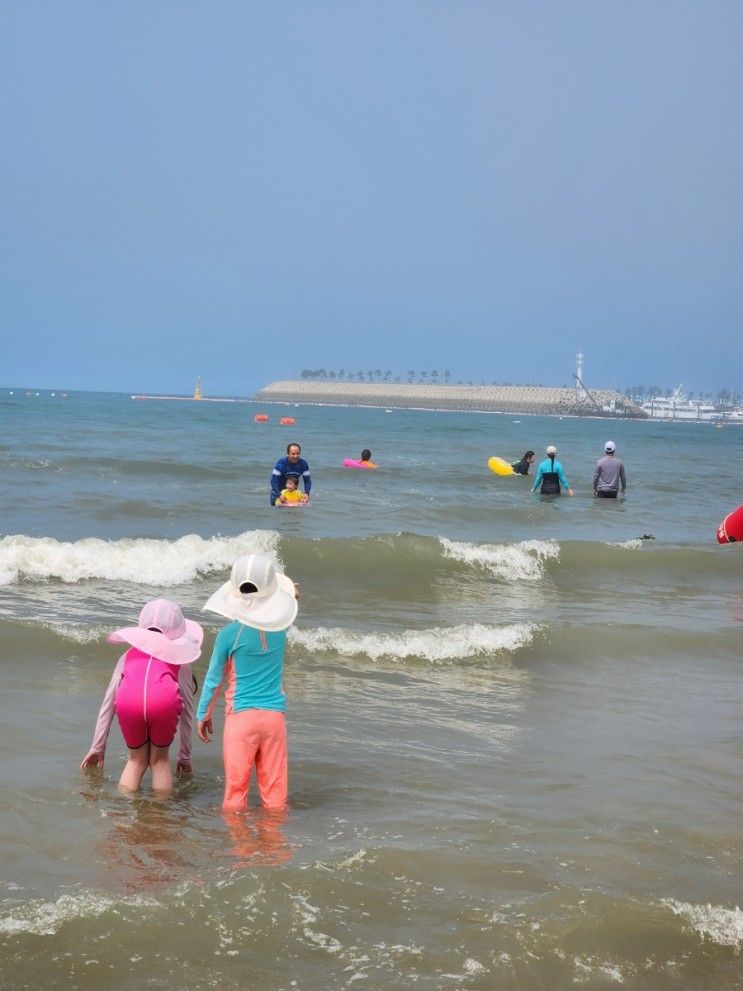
[{"x1": 222, "y1": 709, "x2": 288, "y2": 811}]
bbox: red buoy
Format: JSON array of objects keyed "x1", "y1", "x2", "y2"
[
  {"x1": 254, "y1": 414, "x2": 269, "y2": 422},
  {"x1": 717, "y1": 504, "x2": 743, "y2": 543},
  {"x1": 279, "y1": 416, "x2": 295, "y2": 425}
]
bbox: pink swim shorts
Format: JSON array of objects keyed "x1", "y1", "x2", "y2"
[{"x1": 114, "y1": 648, "x2": 184, "y2": 750}]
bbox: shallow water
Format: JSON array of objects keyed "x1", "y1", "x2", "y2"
[{"x1": 1, "y1": 390, "x2": 741, "y2": 989}]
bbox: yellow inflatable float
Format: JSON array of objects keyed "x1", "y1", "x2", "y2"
[{"x1": 487, "y1": 456, "x2": 515, "y2": 477}]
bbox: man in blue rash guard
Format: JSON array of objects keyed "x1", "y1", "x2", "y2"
[{"x1": 270, "y1": 443, "x2": 311, "y2": 506}]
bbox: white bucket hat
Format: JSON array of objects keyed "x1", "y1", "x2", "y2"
[
  {"x1": 203, "y1": 554, "x2": 297, "y2": 632},
  {"x1": 546, "y1": 445, "x2": 557, "y2": 456},
  {"x1": 107, "y1": 598, "x2": 203, "y2": 666}
]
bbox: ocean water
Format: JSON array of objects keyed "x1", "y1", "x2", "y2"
[{"x1": 1, "y1": 389, "x2": 741, "y2": 990}]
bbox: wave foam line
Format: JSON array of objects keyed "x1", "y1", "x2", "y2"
[
  {"x1": 0, "y1": 530, "x2": 280, "y2": 587},
  {"x1": 663, "y1": 899, "x2": 743, "y2": 949},
  {"x1": 439, "y1": 538, "x2": 559, "y2": 581},
  {"x1": 289, "y1": 622, "x2": 537, "y2": 662},
  {"x1": 48, "y1": 623, "x2": 109, "y2": 644},
  {"x1": 0, "y1": 891, "x2": 161, "y2": 936}
]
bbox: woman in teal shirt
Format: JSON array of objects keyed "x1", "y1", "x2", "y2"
[{"x1": 531, "y1": 445, "x2": 574, "y2": 496}]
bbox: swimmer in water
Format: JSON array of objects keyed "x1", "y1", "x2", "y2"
[{"x1": 276, "y1": 474, "x2": 306, "y2": 505}]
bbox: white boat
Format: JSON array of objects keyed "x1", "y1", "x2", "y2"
[
  {"x1": 641, "y1": 386, "x2": 718, "y2": 421},
  {"x1": 724, "y1": 408, "x2": 743, "y2": 422}
]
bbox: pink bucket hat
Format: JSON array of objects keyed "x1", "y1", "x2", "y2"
[{"x1": 107, "y1": 598, "x2": 203, "y2": 665}]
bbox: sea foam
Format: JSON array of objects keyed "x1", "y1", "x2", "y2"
[
  {"x1": 0, "y1": 891, "x2": 160, "y2": 936},
  {"x1": 663, "y1": 899, "x2": 743, "y2": 949},
  {"x1": 439, "y1": 537, "x2": 559, "y2": 581},
  {"x1": 0, "y1": 531, "x2": 280, "y2": 587},
  {"x1": 43, "y1": 622, "x2": 108, "y2": 644},
  {"x1": 289, "y1": 622, "x2": 537, "y2": 662}
]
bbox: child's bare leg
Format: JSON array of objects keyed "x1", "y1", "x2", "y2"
[
  {"x1": 119, "y1": 744, "x2": 149, "y2": 792},
  {"x1": 149, "y1": 744, "x2": 173, "y2": 794}
]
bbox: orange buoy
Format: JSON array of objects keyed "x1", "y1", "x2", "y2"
[
  {"x1": 718, "y1": 504, "x2": 743, "y2": 543},
  {"x1": 279, "y1": 416, "x2": 295, "y2": 425},
  {"x1": 254, "y1": 413, "x2": 269, "y2": 422}
]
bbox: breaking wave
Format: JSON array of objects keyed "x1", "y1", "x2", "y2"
[
  {"x1": 439, "y1": 537, "x2": 559, "y2": 581},
  {"x1": 289, "y1": 621, "x2": 538, "y2": 663},
  {"x1": 0, "y1": 531, "x2": 280, "y2": 587}
]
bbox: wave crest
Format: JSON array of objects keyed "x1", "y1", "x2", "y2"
[
  {"x1": 439, "y1": 538, "x2": 559, "y2": 581},
  {"x1": 289, "y1": 622, "x2": 537, "y2": 662},
  {"x1": 0, "y1": 531, "x2": 280, "y2": 587}
]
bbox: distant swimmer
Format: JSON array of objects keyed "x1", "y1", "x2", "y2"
[
  {"x1": 593, "y1": 441, "x2": 626, "y2": 499},
  {"x1": 343, "y1": 448, "x2": 377, "y2": 469},
  {"x1": 511, "y1": 450, "x2": 535, "y2": 475},
  {"x1": 271, "y1": 443, "x2": 311, "y2": 506},
  {"x1": 531, "y1": 445, "x2": 574, "y2": 496}
]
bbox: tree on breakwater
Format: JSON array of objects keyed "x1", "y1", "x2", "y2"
[{"x1": 302, "y1": 368, "x2": 543, "y2": 387}]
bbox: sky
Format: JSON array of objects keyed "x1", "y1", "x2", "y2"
[{"x1": 2, "y1": 1, "x2": 741, "y2": 397}]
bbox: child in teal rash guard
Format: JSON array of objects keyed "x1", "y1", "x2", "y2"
[
  {"x1": 198, "y1": 622, "x2": 288, "y2": 719},
  {"x1": 196, "y1": 554, "x2": 298, "y2": 811}
]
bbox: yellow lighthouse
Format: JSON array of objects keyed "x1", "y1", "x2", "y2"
[{"x1": 193, "y1": 378, "x2": 203, "y2": 400}]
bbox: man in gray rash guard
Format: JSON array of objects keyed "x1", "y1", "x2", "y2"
[{"x1": 593, "y1": 441, "x2": 626, "y2": 499}]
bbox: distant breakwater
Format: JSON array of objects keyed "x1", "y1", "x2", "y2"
[{"x1": 254, "y1": 380, "x2": 647, "y2": 418}]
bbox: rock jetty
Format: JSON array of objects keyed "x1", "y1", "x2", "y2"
[{"x1": 255, "y1": 380, "x2": 646, "y2": 418}]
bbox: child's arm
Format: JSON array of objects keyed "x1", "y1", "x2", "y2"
[
  {"x1": 196, "y1": 630, "x2": 231, "y2": 742},
  {"x1": 176, "y1": 664, "x2": 195, "y2": 774},
  {"x1": 80, "y1": 655, "x2": 125, "y2": 769}
]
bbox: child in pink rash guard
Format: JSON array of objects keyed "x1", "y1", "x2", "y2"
[{"x1": 81, "y1": 599, "x2": 203, "y2": 794}]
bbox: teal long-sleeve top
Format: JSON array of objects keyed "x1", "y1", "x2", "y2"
[
  {"x1": 197, "y1": 621, "x2": 288, "y2": 720},
  {"x1": 531, "y1": 457, "x2": 571, "y2": 492}
]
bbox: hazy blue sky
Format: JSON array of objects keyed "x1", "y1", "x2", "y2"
[{"x1": 2, "y1": 2, "x2": 741, "y2": 396}]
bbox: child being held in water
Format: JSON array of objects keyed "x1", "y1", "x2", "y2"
[
  {"x1": 276, "y1": 475, "x2": 307, "y2": 504},
  {"x1": 80, "y1": 599, "x2": 202, "y2": 794}
]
